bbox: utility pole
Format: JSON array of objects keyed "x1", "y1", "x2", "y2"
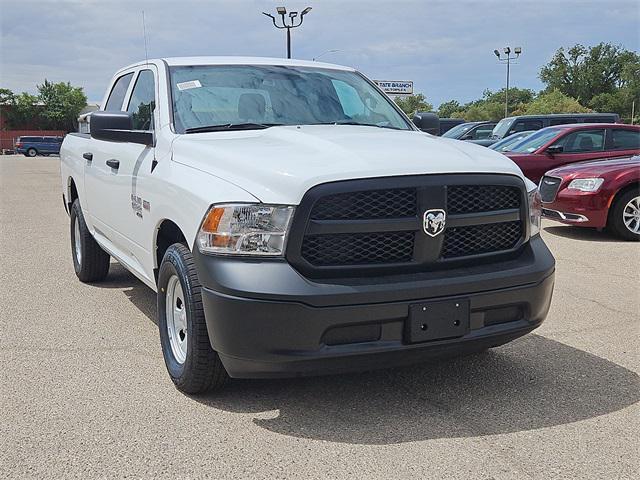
[
  {"x1": 262, "y1": 6, "x2": 312, "y2": 59},
  {"x1": 494, "y1": 47, "x2": 522, "y2": 117}
]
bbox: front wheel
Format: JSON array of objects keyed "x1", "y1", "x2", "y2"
[
  {"x1": 609, "y1": 188, "x2": 640, "y2": 241},
  {"x1": 157, "y1": 243, "x2": 228, "y2": 393}
]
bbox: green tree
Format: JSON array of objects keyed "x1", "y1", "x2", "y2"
[
  {"x1": 437, "y1": 100, "x2": 461, "y2": 118},
  {"x1": 517, "y1": 89, "x2": 590, "y2": 115},
  {"x1": 539, "y1": 43, "x2": 639, "y2": 105},
  {"x1": 394, "y1": 93, "x2": 433, "y2": 116},
  {"x1": 37, "y1": 80, "x2": 87, "y2": 131},
  {"x1": 1, "y1": 91, "x2": 41, "y2": 129}
]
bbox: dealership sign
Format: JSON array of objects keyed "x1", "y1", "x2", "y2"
[{"x1": 374, "y1": 80, "x2": 414, "y2": 95}]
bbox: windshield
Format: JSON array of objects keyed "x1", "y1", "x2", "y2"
[
  {"x1": 169, "y1": 65, "x2": 411, "y2": 133},
  {"x1": 509, "y1": 128, "x2": 562, "y2": 153},
  {"x1": 492, "y1": 118, "x2": 514, "y2": 139},
  {"x1": 490, "y1": 131, "x2": 535, "y2": 152},
  {"x1": 442, "y1": 123, "x2": 475, "y2": 138}
]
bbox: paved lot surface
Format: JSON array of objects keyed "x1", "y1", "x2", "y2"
[{"x1": 1, "y1": 155, "x2": 638, "y2": 479}]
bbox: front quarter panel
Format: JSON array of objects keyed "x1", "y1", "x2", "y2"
[{"x1": 146, "y1": 152, "x2": 259, "y2": 262}]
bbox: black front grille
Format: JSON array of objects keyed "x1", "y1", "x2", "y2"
[
  {"x1": 442, "y1": 221, "x2": 522, "y2": 258},
  {"x1": 448, "y1": 185, "x2": 520, "y2": 214},
  {"x1": 302, "y1": 231, "x2": 415, "y2": 266},
  {"x1": 539, "y1": 176, "x2": 562, "y2": 203},
  {"x1": 310, "y1": 188, "x2": 417, "y2": 220},
  {"x1": 287, "y1": 175, "x2": 526, "y2": 277}
]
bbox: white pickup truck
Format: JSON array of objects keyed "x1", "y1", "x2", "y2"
[{"x1": 60, "y1": 57, "x2": 555, "y2": 393}]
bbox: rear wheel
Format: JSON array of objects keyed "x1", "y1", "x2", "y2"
[
  {"x1": 70, "y1": 199, "x2": 110, "y2": 281},
  {"x1": 157, "y1": 243, "x2": 228, "y2": 393},
  {"x1": 609, "y1": 188, "x2": 640, "y2": 241},
  {"x1": 26, "y1": 148, "x2": 37, "y2": 157}
]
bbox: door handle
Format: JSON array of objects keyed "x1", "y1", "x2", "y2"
[
  {"x1": 83, "y1": 152, "x2": 93, "y2": 161},
  {"x1": 106, "y1": 159, "x2": 120, "y2": 170}
]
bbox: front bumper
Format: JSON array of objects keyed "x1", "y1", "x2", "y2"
[
  {"x1": 542, "y1": 191, "x2": 610, "y2": 228},
  {"x1": 194, "y1": 236, "x2": 555, "y2": 378}
]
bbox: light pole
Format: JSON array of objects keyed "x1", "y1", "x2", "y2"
[
  {"x1": 494, "y1": 46, "x2": 522, "y2": 117},
  {"x1": 262, "y1": 6, "x2": 312, "y2": 59}
]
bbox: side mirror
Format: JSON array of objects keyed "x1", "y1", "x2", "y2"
[
  {"x1": 90, "y1": 111, "x2": 153, "y2": 146},
  {"x1": 412, "y1": 112, "x2": 440, "y2": 135},
  {"x1": 546, "y1": 145, "x2": 563, "y2": 155},
  {"x1": 460, "y1": 133, "x2": 473, "y2": 140}
]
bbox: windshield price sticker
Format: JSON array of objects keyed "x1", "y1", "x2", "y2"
[{"x1": 176, "y1": 80, "x2": 202, "y2": 91}]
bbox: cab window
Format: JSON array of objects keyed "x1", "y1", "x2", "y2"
[
  {"x1": 127, "y1": 70, "x2": 156, "y2": 130},
  {"x1": 557, "y1": 129, "x2": 605, "y2": 153},
  {"x1": 509, "y1": 120, "x2": 543, "y2": 134},
  {"x1": 105, "y1": 73, "x2": 134, "y2": 111}
]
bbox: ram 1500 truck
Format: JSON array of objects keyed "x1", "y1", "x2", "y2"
[{"x1": 60, "y1": 57, "x2": 555, "y2": 393}]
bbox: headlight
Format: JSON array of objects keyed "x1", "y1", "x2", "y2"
[
  {"x1": 528, "y1": 188, "x2": 542, "y2": 237},
  {"x1": 567, "y1": 178, "x2": 604, "y2": 192},
  {"x1": 197, "y1": 204, "x2": 294, "y2": 256}
]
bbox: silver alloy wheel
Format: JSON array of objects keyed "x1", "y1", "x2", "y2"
[
  {"x1": 166, "y1": 275, "x2": 188, "y2": 364},
  {"x1": 74, "y1": 220, "x2": 82, "y2": 265},
  {"x1": 622, "y1": 195, "x2": 640, "y2": 234}
]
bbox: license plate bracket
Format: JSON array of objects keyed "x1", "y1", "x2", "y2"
[{"x1": 407, "y1": 299, "x2": 470, "y2": 343}]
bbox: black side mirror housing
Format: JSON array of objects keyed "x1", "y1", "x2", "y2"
[
  {"x1": 412, "y1": 112, "x2": 440, "y2": 135},
  {"x1": 546, "y1": 145, "x2": 563, "y2": 155},
  {"x1": 90, "y1": 111, "x2": 153, "y2": 146}
]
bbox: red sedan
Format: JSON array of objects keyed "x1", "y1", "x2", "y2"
[
  {"x1": 504, "y1": 123, "x2": 640, "y2": 184},
  {"x1": 539, "y1": 155, "x2": 640, "y2": 240}
]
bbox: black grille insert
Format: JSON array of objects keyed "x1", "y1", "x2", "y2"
[
  {"x1": 288, "y1": 176, "x2": 527, "y2": 277},
  {"x1": 302, "y1": 231, "x2": 415, "y2": 266},
  {"x1": 442, "y1": 221, "x2": 522, "y2": 258},
  {"x1": 539, "y1": 176, "x2": 562, "y2": 203},
  {"x1": 448, "y1": 185, "x2": 520, "y2": 214},
  {"x1": 310, "y1": 188, "x2": 417, "y2": 220}
]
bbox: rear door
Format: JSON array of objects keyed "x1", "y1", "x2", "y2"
[{"x1": 607, "y1": 128, "x2": 640, "y2": 157}]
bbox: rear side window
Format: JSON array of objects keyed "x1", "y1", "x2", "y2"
[
  {"x1": 473, "y1": 124, "x2": 495, "y2": 139},
  {"x1": 611, "y1": 129, "x2": 640, "y2": 150},
  {"x1": 549, "y1": 118, "x2": 577, "y2": 126},
  {"x1": 105, "y1": 73, "x2": 134, "y2": 111},
  {"x1": 587, "y1": 116, "x2": 616, "y2": 123},
  {"x1": 19, "y1": 137, "x2": 39, "y2": 142},
  {"x1": 509, "y1": 120, "x2": 543, "y2": 134},
  {"x1": 558, "y1": 129, "x2": 605, "y2": 153},
  {"x1": 127, "y1": 70, "x2": 156, "y2": 130}
]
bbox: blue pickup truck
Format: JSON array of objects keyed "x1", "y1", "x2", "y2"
[{"x1": 15, "y1": 136, "x2": 64, "y2": 157}]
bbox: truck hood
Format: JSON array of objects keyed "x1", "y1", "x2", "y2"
[{"x1": 172, "y1": 125, "x2": 526, "y2": 204}]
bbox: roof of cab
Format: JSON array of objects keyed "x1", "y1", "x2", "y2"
[{"x1": 119, "y1": 56, "x2": 355, "y2": 72}]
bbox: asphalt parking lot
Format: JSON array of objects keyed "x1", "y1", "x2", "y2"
[{"x1": 1, "y1": 154, "x2": 638, "y2": 479}]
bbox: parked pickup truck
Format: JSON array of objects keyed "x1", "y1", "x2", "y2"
[{"x1": 60, "y1": 57, "x2": 555, "y2": 393}]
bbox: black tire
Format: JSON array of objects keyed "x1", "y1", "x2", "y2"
[
  {"x1": 26, "y1": 148, "x2": 37, "y2": 157},
  {"x1": 70, "y1": 199, "x2": 110, "y2": 282},
  {"x1": 608, "y1": 187, "x2": 640, "y2": 241},
  {"x1": 157, "y1": 243, "x2": 228, "y2": 393}
]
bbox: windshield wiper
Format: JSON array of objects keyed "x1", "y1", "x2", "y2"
[
  {"x1": 184, "y1": 123, "x2": 282, "y2": 133},
  {"x1": 311, "y1": 121, "x2": 402, "y2": 130}
]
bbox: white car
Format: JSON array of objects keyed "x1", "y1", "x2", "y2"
[{"x1": 60, "y1": 57, "x2": 555, "y2": 393}]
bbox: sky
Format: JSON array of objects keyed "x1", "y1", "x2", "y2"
[{"x1": 1, "y1": 0, "x2": 639, "y2": 107}]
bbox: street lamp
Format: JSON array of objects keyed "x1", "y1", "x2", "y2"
[
  {"x1": 262, "y1": 6, "x2": 312, "y2": 59},
  {"x1": 494, "y1": 46, "x2": 522, "y2": 117}
]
